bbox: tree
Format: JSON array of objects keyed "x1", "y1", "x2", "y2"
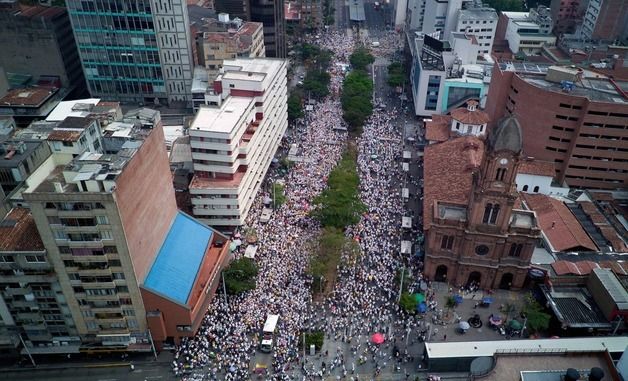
[
  {"x1": 287, "y1": 93, "x2": 304, "y2": 122},
  {"x1": 271, "y1": 182, "x2": 286, "y2": 208},
  {"x1": 303, "y1": 70, "x2": 331, "y2": 99},
  {"x1": 308, "y1": 227, "x2": 345, "y2": 293},
  {"x1": 341, "y1": 70, "x2": 373, "y2": 131},
  {"x1": 399, "y1": 292, "x2": 418, "y2": 314},
  {"x1": 521, "y1": 293, "x2": 551, "y2": 333},
  {"x1": 387, "y1": 62, "x2": 407, "y2": 87},
  {"x1": 312, "y1": 149, "x2": 366, "y2": 229},
  {"x1": 350, "y1": 47, "x2": 375, "y2": 71},
  {"x1": 501, "y1": 302, "x2": 517, "y2": 321},
  {"x1": 223, "y1": 258, "x2": 258, "y2": 295},
  {"x1": 301, "y1": 331, "x2": 324, "y2": 351}
]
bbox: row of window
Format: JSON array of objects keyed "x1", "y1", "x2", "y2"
[
  {"x1": 440, "y1": 236, "x2": 524, "y2": 258},
  {"x1": 0, "y1": 255, "x2": 46, "y2": 263}
]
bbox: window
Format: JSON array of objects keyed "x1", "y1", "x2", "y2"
[
  {"x1": 508, "y1": 243, "x2": 523, "y2": 257},
  {"x1": 440, "y1": 235, "x2": 454, "y2": 250},
  {"x1": 104, "y1": 246, "x2": 117, "y2": 254},
  {"x1": 1, "y1": 255, "x2": 15, "y2": 263},
  {"x1": 496, "y1": 168, "x2": 507, "y2": 181},
  {"x1": 53, "y1": 230, "x2": 67, "y2": 240},
  {"x1": 522, "y1": 185, "x2": 528, "y2": 191},
  {"x1": 101, "y1": 231, "x2": 113, "y2": 240},
  {"x1": 25, "y1": 255, "x2": 46, "y2": 263},
  {"x1": 123, "y1": 309, "x2": 135, "y2": 316},
  {"x1": 475, "y1": 245, "x2": 489, "y2": 256},
  {"x1": 69, "y1": 273, "x2": 80, "y2": 280},
  {"x1": 96, "y1": 216, "x2": 109, "y2": 225},
  {"x1": 482, "y1": 203, "x2": 500, "y2": 224},
  {"x1": 533, "y1": 186, "x2": 540, "y2": 193},
  {"x1": 112, "y1": 273, "x2": 125, "y2": 280},
  {"x1": 58, "y1": 246, "x2": 71, "y2": 254}
]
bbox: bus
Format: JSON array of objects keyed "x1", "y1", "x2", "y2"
[{"x1": 260, "y1": 314, "x2": 279, "y2": 352}]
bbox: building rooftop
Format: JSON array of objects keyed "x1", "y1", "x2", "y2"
[
  {"x1": 550, "y1": 258, "x2": 628, "y2": 277},
  {"x1": 143, "y1": 212, "x2": 214, "y2": 306},
  {"x1": 425, "y1": 336, "x2": 628, "y2": 359},
  {"x1": 423, "y1": 136, "x2": 484, "y2": 226},
  {"x1": 425, "y1": 115, "x2": 452, "y2": 142},
  {"x1": 46, "y1": 129, "x2": 82, "y2": 142},
  {"x1": 56, "y1": 116, "x2": 94, "y2": 130},
  {"x1": 458, "y1": 7, "x2": 498, "y2": 21},
  {"x1": 0, "y1": 87, "x2": 58, "y2": 107},
  {"x1": 190, "y1": 97, "x2": 253, "y2": 134},
  {"x1": 450, "y1": 104, "x2": 490, "y2": 125},
  {"x1": 0, "y1": 207, "x2": 44, "y2": 252},
  {"x1": 499, "y1": 62, "x2": 628, "y2": 103},
  {"x1": 190, "y1": 170, "x2": 245, "y2": 189},
  {"x1": 539, "y1": 284, "x2": 612, "y2": 328},
  {"x1": 517, "y1": 159, "x2": 556, "y2": 177},
  {"x1": 592, "y1": 268, "x2": 628, "y2": 309},
  {"x1": 222, "y1": 58, "x2": 284, "y2": 83},
  {"x1": 487, "y1": 354, "x2": 615, "y2": 381},
  {"x1": 0, "y1": 140, "x2": 44, "y2": 168},
  {"x1": 14, "y1": 4, "x2": 66, "y2": 19},
  {"x1": 45, "y1": 98, "x2": 101, "y2": 121},
  {"x1": 522, "y1": 193, "x2": 598, "y2": 252}
]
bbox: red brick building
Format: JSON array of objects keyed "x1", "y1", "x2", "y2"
[
  {"x1": 423, "y1": 115, "x2": 541, "y2": 290},
  {"x1": 485, "y1": 63, "x2": 628, "y2": 191}
]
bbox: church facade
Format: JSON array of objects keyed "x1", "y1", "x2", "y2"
[{"x1": 422, "y1": 102, "x2": 541, "y2": 290}]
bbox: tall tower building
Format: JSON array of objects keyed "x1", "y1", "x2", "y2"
[
  {"x1": 214, "y1": 0, "x2": 286, "y2": 58},
  {"x1": 65, "y1": 0, "x2": 194, "y2": 106}
]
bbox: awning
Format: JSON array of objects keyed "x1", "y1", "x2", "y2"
[
  {"x1": 403, "y1": 151, "x2": 412, "y2": 159},
  {"x1": 402, "y1": 216, "x2": 412, "y2": 228},
  {"x1": 401, "y1": 240, "x2": 412, "y2": 254},
  {"x1": 244, "y1": 245, "x2": 258, "y2": 259},
  {"x1": 402, "y1": 162, "x2": 409, "y2": 172},
  {"x1": 402, "y1": 188, "x2": 409, "y2": 198}
]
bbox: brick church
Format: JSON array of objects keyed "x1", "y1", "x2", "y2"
[{"x1": 422, "y1": 101, "x2": 541, "y2": 290}]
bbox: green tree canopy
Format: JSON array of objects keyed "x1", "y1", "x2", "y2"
[
  {"x1": 303, "y1": 70, "x2": 331, "y2": 99},
  {"x1": 271, "y1": 182, "x2": 286, "y2": 208},
  {"x1": 350, "y1": 47, "x2": 375, "y2": 71},
  {"x1": 223, "y1": 258, "x2": 258, "y2": 295},
  {"x1": 341, "y1": 70, "x2": 373, "y2": 131},
  {"x1": 399, "y1": 292, "x2": 418, "y2": 314},
  {"x1": 521, "y1": 293, "x2": 551, "y2": 333},
  {"x1": 387, "y1": 62, "x2": 407, "y2": 87},
  {"x1": 484, "y1": 0, "x2": 524, "y2": 12},
  {"x1": 312, "y1": 149, "x2": 365, "y2": 229},
  {"x1": 287, "y1": 93, "x2": 304, "y2": 121}
]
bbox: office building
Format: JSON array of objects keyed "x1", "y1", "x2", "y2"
[
  {"x1": 0, "y1": 208, "x2": 80, "y2": 359},
  {"x1": 581, "y1": 0, "x2": 628, "y2": 42},
  {"x1": 454, "y1": 7, "x2": 497, "y2": 56},
  {"x1": 189, "y1": 58, "x2": 288, "y2": 230},
  {"x1": 0, "y1": 2, "x2": 86, "y2": 98},
  {"x1": 65, "y1": 0, "x2": 194, "y2": 106},
  {"x1": 214, "y1": 0, "x2": 286, "y2": 58},
  {"x1": 0, "y1": 87, "x2": 70, "y2": 127},
  {"x1": 410, "y1": 33, "x2": 489, "y2": 116},
  {"x1": 423, "y1": 113, "x2": 540, "y2": 290},
  {"x1": 485, "y1": 63, "x2": 628, "y2": 191}
]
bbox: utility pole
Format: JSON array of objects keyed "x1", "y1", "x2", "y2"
[
  {"x1": 397, "y1": 266, "x2": 405, "y2": 303},
  {"x1": 302, "y1": 332, "x2": 306, "y2": 364},
  {"x1": 221, "y1": 271, "x2": 228, "y2": 306},
  {"x1": 18, "y1": 333, "x2": 36, "y2": 367},
  {"x1": 147, "y1": 329, "x2": 158, "y2": 361}
]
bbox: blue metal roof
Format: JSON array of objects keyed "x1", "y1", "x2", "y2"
[{"x1": 143, "y1": 212, "x2": 213, "y2": 305}]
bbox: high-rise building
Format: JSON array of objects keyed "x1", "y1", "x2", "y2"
[
  {"x1": 65, "y1": 0, "x2": 194, "y2": 106},
  {"x1": 0, "y1": 2, "x2": 86, "y2": 98},
  {"x1": 550, "y1": 0, "x2": 584, "y2": 35},
  {"x1": 0, "y1": 208, "x2": 80, "y2": 359},
  {"x1": 454, "y1": 7, "x2": 498, "y2": 56},
  {"x1": 189, "y1": 58, "x2": 288, "y2": 231},
  {"x1": 485, "y1": 63, "x2": 628, "y2": 191},
  {"x1": 23, "y1": 111, "x2": 179, "y2": 348},
  {"x1": 214, "y1": 0, "x2": 286, "y2": 58},
  {"x1": 581, "y1": 0, "x2": 628, "y2": 42}
]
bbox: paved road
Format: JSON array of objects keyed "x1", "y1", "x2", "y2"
[{"x1": 1, "y1": 361, "x2": 176, "y2": 381}]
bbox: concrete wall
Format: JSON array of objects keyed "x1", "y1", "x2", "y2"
[{"x1": 114, "y1": 124, "x2": 178, "y2": 283}]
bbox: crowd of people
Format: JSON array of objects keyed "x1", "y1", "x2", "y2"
[{"x1": 171, "y1": 22, "x2": 438, "y2": 379}]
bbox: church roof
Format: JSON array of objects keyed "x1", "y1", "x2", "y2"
[
  {"x1": 423, "y1": 136, "x2": 485, "y2": 228},
  {"x1": 490, "y1": 116, "x2": 523, "y2": 153},
  {"x1": 425, "y1": 114, "x2": 452, "y2": 142},
  {"x1": 450, "y1": 106, "x2": 490, "y2": 125}
]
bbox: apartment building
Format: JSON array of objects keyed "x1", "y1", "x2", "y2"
[
  {"x1": 65, "y1": 0, "x2": 194, "y2": 106},
  {"x1": 485, "y1": 63, "x2": 628, "y2": 191},
  {"x1": 195, "y1": 14, "x2": 265, "y2": 73},
  {"x1": 550, "y1": 0, "x2": 585, "y2": 35},
  {"x1": 23, "y1": 113, "x2": 178, "y2": 348},
  {"x1": 0, "y1": 2, "x2": 86, "y2": 98},
  {"x1": 501, "y1": 8, "x2": 556, "y2": 54},
  {"x1": 454, "y1": 8, "x2": 497, "y2": 56},
  {"x1": 0, "y1": 208, "x2": 80, "y2": 359},
  {"x1": 189, "y1": 58, "x2": 288, "y2": 231},
  {"x1": 581, "y1": 0, "x2": 628, "y2": 42}
]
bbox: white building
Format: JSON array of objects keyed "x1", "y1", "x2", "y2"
[
  {"x1": 454, "y1": 7, "x2": 498, "y2": 56},
  {"x1": 410, "y1": 32, "x2": 480, "y2": 116},
  {"x1": 188, "y1": 58, "x2": 288, "y2": 230},
  {"x1": 503, "y1": 8, "x2": 556, "y2": 54}
]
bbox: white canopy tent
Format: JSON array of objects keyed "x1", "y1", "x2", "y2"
[
  {"x1": 244, "y1": 245, "x2": 258, "y2": 259},
  {"x1": 402, "y1": 216, "x2": 412, "y2": 228},
  {"x1": 401, "y1": 240, "x2": 412, "y2": 254}
]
